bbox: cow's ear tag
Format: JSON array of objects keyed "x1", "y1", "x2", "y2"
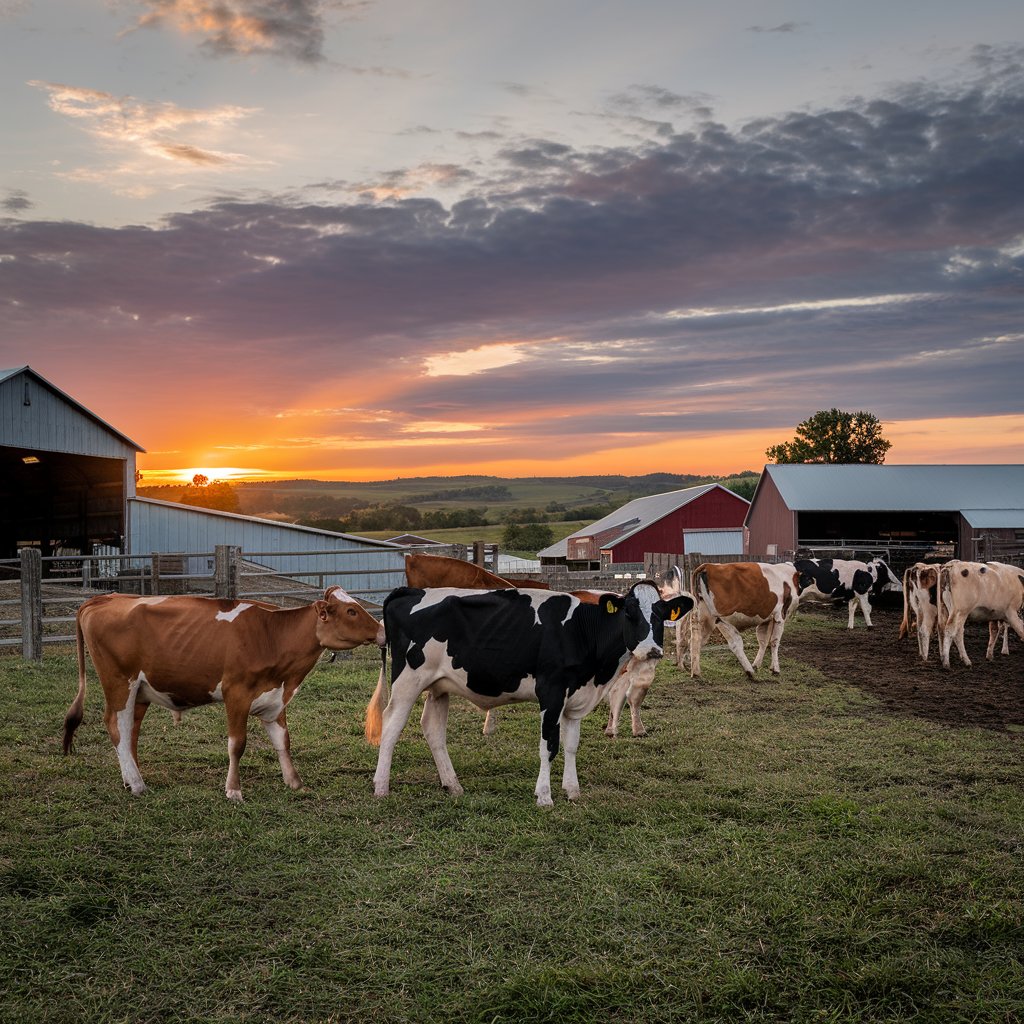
[
  {"x1": 606, "y1": 599, "x2": 617, "y2": 614},
  {"x1": 669, "y1": 607, "x2": 682, "y2": 621}
]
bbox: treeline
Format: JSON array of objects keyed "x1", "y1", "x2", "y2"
[{"x1": 299, "y1": 506, "x2": 490, "y2": 534}]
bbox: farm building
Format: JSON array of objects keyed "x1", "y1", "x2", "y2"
[
  {"x1": 538, "y1": 484, "x2": 749, "y2": 570},
  {"x1": 0, "y1": 366, "x2": 143, "y2": 559},
  {"x1": 745, "y1": 464, "x2": 1024, "y2": 564},
  {"x1": 1, "y1": 366, "x2": 405, "y2": 599}
]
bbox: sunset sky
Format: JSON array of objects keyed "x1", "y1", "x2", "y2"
[{"x1": 2, "y1": 1, "x2": 1023, "y2": 484}]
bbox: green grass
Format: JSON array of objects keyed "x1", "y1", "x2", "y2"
[{"x1": 2, "y1": 617, "x2": 1022, "y2": 1023}]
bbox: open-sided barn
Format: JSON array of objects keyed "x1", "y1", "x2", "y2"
[
  {"x1": 745, "y1": 464, "x2": 1024, "y2": 564},
  {"x1": 0, "y1": 366, "x2": 144, "y2": 559},
  {"x1": 538, "y1": 483, "x2": 749, "y2": 570}
]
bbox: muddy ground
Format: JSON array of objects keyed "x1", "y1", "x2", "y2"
[{"x1": 789, "y1": 605, "x2": 1024, "y2": 733}]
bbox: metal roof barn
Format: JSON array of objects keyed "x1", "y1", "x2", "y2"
[
  {"x1": 745, "y1": 464, "x2": 1024, "y2": 566},
  {"x1": 539, "y1": 483, "x2": 749, "y2": 569}
]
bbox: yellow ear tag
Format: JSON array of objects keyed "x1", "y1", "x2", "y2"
[
  {"x1": 669, "y1": 607, "x2": 681, "y2": 621},
  {"x1": 606, "y1": 600, "x2": 617, "y2": 614}
]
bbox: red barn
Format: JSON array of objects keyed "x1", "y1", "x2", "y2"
[{"x1": 538, "y1": 484, "x2": 749, "y2": 570}]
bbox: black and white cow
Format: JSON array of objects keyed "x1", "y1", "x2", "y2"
[
  {"x1": 365, "y1": 582, "x2": 693, "y2": 806},
  {"x1": 793, "y1": 557, "x2": 902, "y2": 628}
]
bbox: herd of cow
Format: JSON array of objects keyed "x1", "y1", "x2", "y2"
[{"x1": 61, "y1": 551, "x2": 1024, "y2": 806}]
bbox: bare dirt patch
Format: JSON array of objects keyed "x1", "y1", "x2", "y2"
[{"x1": 790, "y1": 606, "x2": 1024, "y2": 732}]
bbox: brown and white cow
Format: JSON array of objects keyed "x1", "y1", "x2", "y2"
[
  {"x1": 898, "y1": 562, "x2": 941, "y2": 660},
  {"x1": 937, "y1": 560, "x2": 1024, "y2": 668},
  {"x1": 63, "y1": 587, "x2": 384, "y2": 801},
  {"x1": 404, "y1": 552, "x2": 549, "y2": 592},
  {"x1": 689, "y1": 561, "x2": 801, "y2": 679}
]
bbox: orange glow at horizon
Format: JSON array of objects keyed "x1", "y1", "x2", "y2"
[{"x1": 135, "y1": 413, "x2": 1024, "y2": 485}]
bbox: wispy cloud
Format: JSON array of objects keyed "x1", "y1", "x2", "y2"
[{"x1": 28, "y1": 81, "x2": 258, "y2": 188}]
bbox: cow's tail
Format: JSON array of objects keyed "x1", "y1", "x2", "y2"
[
  {"x1": 898, "y1": 566, "x2": 914, "y2": 640},
  {"x1": 937, "y1": 563, "x2": 954, "y2": 628},
  {"x1": 364, "y1": 642, "x2": 390, "y2": 747},
  {"x1": 62, "y1": 608, "x2": 89, "y2": 754}
]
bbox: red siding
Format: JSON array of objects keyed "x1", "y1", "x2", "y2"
[
  {"x1": 609, "y1": 487, "x2": 749, "y2": 563},
  {"x1": 745, "y1": 471, "x2": 796, "y2": 555}
]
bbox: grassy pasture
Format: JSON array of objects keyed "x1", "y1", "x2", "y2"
[{"x1": 2, "y1": 616, "x2": 1022, "y2": 1023}]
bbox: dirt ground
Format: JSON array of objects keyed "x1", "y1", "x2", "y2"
[{"x1": 790, "y1": 605, "x2": 1024, "y2": 733}]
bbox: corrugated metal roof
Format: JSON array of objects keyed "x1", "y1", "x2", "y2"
[
  {"x1": 763, "y1": 464, "x2": 1024, "y2": 512},
  {"x1": 961, "y1": 509, "x2": 1024, "y2": 528},
  {"x1": 537, "y1": 483, "x2": 741, "y2": 558}
]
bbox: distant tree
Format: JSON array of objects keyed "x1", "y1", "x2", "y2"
[
  {"x1": 766, "y1": 409, "x2": 892, "y2": 464},
  {"x1": 192, "y1": 473, "x2": 209, "y2": 487},
  {"x1": 502, "y1": 523, "x2": 554, "y2": 552},
  {"x1": 724, "y1": 477, "x2": 758, "y2": 501},
  {"x1": 179, "y1": 479, "x2": 241, "y2": 513}
]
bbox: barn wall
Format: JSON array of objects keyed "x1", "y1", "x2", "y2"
[
  {"x1": 1, "y1": 372, "x2": 138, "y2": 462},
  {"x1": 744, "y1": 472, "x2": 796, "y2": 555},
  {"x1": 610, "y1": 488, "x2": 749, "y2": 563}
]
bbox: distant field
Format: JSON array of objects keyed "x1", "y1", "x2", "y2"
[
  {"x1": 357, "y1": 520, "x2": 591, "y2": 546},
  {"x1": 140, "y1": 472, "x2": 758, "y2": 519}
]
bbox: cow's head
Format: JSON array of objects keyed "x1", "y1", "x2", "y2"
[
  {"x1": 869, "y1": 558, "x2": 902, "y2": 594},
  {"x1": 606, "y1": 580, "x2": 694, "y2": 661},
  {"x1": 314, "y1": 586, "x2": 386, "y2": 649}
]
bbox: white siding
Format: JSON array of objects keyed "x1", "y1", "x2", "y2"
[{"x1": 128, "y1": 498, "x2": 406, "y2": 601}]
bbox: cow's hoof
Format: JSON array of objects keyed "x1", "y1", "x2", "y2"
[
  {"x1": 373, "y1": 787, "x2": 389, "y2": 799},
  {"x1": 536, "y1": 790, "x2": 553, "y2": 807},
  {"x1": 127, "y1": 783, "x2": 147, "y2": 796},
  {"x1": 443, "y1": 782, "x2": 464, "y2": 797},
  {"x1": 632, "y1": 727, "x2": 648, "y2": 737},
  {"x1": 603, "y1": 725, "x2": 617, "y2": 738},
  {"x1": 226, "y1": 789, "x2": 243, "y2": 802}
]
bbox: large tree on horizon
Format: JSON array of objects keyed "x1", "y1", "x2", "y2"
[{"x1": 766, "y1": 409, "x2": 892, "y2": 464}]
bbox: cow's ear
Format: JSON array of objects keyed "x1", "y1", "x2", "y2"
[
  {"x1": 599, "y1": 593, "x2": 624, "y2": 615},
  {"x1": 314, "y1": 600, "x2": 329, "y2": 621},
  {"x1": 658, "y1": 595, "x2": 693, "y2": 621}
]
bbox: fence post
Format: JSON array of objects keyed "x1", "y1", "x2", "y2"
[
  {"x1": 472, "y1": 541, "x2": 486, "y2": 567},
  {"x1": 152, "y1": 551, "x2": 161, "y2": 596},
  {"x1": 214, "y1": 545, "x2": 240, "y2": 600},
  {"x1": 20, "y1": 547, "x2": 43, "y2": 662}
]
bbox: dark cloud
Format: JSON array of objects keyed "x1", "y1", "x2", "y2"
[
  {"x1": 3, "y1": 66, "x2": 1024, "y2": 448},
  {"x1": 747, "y1": 22, "x2": 807, "y2": 34},
  {"x1": 2, "y1": 189, "x2": 32, "y2": 213},
  {"x1": 135, "y1": 0, "x2": 328, "y2": 63}
]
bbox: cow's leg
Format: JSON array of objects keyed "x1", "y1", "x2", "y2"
[
  {"x1": 104, "y1": 679, "x2": 147, "y2": 795},
  {"x1": 766, "y1": 617, "x2": 786, "y2": 674},
  {"x1": 689, "y1": 613, "x2": 715, "y2": 679},
  {"x1": 612, "y1": 658, "x2": 656, "y2": 736},
  {"x1": 373, "y1": 674, "x2": 425, "y2": 798},
  {"x1": 224, "y1": 698, "x2": 251, "y2": 802},
  {"x1": 751, "y1": 620, "x2": 772, "y2": 671},
  {"x1": 986, "y1": 622, "x2": 1000, "y2": 660},
  {"x1": 420, "y1": 692, "x2": 463, "y2": 796},
  {"x1": 261, "y1": 708, "x2": 301, "y2": 791},
  {"x1": 560, "y1": 716, "x2": 582, "y2": 800},
  {"x1": 1001, "y1": 622, "x2": 1010, "y2": 655},
  {"x1": 534, "y1": 698, "x2": 563, "y2": 807},
  {"x1": 940, "y1": 614, "x2": 970, "y2": 668},
  {"x1": 715, "y1": 620, "x2": 757, "y2": 678},
  {"x1": 603, "y1": 669, "x2": 631, "y2": 737},
  {"x1": 482, "y1": 709, "x2": 499, "y2": 735},
  {"x1": 918, "y1": 619, "x2": 932, "y2": 661}
]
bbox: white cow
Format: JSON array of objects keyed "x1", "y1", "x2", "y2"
[{"x1": 937, "y1": 560, "x2": 1024, "y2": 668}]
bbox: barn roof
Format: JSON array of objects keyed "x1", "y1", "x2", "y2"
[
  {"x1": 538, "y1": 483, "x2": 743, "y2": 559},
  {"x1": 0, "y1": 365, "x2": 146, "y2": 452},
  {"x1": 757, "y1": 464, "x2": 1024, "y2": 513}
]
